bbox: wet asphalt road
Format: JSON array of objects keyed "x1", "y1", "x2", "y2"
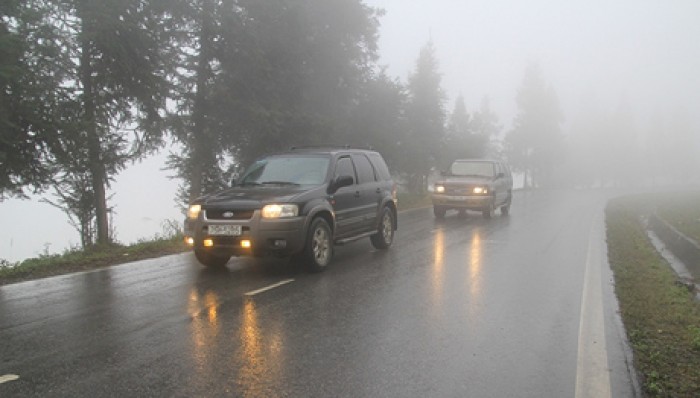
[{"x1": 0, "y1": 189, "x2": 639, "y2": 397}]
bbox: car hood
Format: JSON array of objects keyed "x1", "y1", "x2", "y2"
[
  {"x1": 438, "y1": 176, "x2": 493, "y2": 185},
  {"x1": 197, "y1": 185, "x2": 313, "y2": 208}
]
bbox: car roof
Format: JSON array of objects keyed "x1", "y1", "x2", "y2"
[
  {"x1": 452, "y1": 159, "x2": 504, "y2": 163},
  {"x1": 284, "y1": 146, "x2": 378, "y2": 156}
]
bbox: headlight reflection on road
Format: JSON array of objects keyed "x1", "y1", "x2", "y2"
[
  {"x1": 188, "y1": 288, "x2": 221, "y2": 377},
  {"x1": 467, "y1": 231, "x2": 484, "y2": 316},
  {"x1": 237, "y1": 299, "x2": 283, "y2": 395},
  {"x1": 432, "y1": 227, "x2": 445, "y2": 307}
]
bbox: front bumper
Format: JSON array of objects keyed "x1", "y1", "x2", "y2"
[
  {"x1": 184, "y1": 210, "x2": 306, "y2": 257},
  {"x1": 431, "y1": 194, "x2": 494, "y2": 210}
]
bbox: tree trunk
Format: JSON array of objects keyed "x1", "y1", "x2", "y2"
[
  {"x1": 188, "y1": 1, "x2": 214, "y2": 202},
  {"x1": 79, "y1": 1, "x2": 110, "y2": 245}
]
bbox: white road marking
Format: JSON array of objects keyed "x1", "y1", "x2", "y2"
[
  {"x1": 244, "y1": 279, "x2": 294, "y2": 296},
  {"x1": 0, "y1": 374, "x2": 19, "y2": 384},
  {"x1": 575, "y1": 214, "x2": 612, "y2": 398}
]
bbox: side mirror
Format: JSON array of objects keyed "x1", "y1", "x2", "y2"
[
  {"x1": 230, "y1": 178, "x2": 236, "y2": 187},
  {"x1": 496, "y1": 172, "x2": 504, "y2": 179},
  {"x1": 329, "y1": 175, "x2": 354, "y2": 193},
  {"x1": 440, "y1": 170, "x2": 448, "y2": 177}
]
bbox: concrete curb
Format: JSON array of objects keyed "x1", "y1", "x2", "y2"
[{"x1": 648, "y1": 213, "x2": 700, "y2": 281}]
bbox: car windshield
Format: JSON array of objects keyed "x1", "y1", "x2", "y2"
[
  {"x1": 450, "y1": 161, "x2": 495, "y2": 178},
  {"x1": 239, "y1": 155, "x2": 330, "y2": 186}
]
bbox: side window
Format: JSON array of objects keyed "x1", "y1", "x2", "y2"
[
  {"x1": 334, "y1": 156, "x2": 356, "y2": 183},
  {"x1": 495, "y1": 162, "x2": 503, "y2": 176},
  {"x1": 368, "y1": 153, "x2": 391, "y2": 181},
  {"x1": 352, "y1": 154, "x2": 376, "y2": 184}
]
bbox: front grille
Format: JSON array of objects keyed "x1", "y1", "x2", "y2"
[
  {"x1": 445, "y1": 185, "x2": 476, "y2": 195},
  {"x1": 204, "y1": 208, "x2": 255, "y2": 220}
]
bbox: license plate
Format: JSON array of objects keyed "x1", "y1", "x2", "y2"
[
  {"x1": 208, "y1": 224, "x2": 242, "y2": 236},
  {"x1": 446, "y1": 195, "x2": 468, "y2": 201}
]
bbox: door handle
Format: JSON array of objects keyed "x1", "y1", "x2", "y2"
[
  {"x1": 375, "y1": 188, "x2": 382, "y2": 194},
  {"x1": 354, "y1": 191, "x2": 360, "y2": 198}
]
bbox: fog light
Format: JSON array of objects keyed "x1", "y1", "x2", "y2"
[
  {"x1": 203, "y1": 239, "x2": 214, "y2": 247},
  {"x1": 185, "y1": 236, "x2": 194, "y2": 246},
  {"x1": 273, "y1": 239, "x2": 287, "y2": 248},
  {"x1": 241, "y1": 240, "x2": 251, "y2": 248}
]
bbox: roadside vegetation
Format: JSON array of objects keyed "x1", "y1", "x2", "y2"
[
  {"x1": 0, "y1": 194, "x2": 433, "y2": 286},
  {"x1": 654, "y1": 191, "x2": 700, "y2": 243},
  {"x1": 606, "y1": 193, "x2": 700, "y2": 397}
]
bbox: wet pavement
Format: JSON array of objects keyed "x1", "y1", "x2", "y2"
[{"x1": 0, "y1": 189, "x2": 639, "y2": 397}]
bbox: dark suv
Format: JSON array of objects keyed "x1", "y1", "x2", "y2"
[
  {"x1": 431, "y1": 159, "x2": 513, "y2": 219},
  {"x1": 184, "y1": 147, "x2": 398, "y2": 271}
]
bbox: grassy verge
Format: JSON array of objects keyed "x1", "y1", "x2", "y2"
[
  {"x1": 606, "y1": 194, "x2": 700, "y2": 397},
  {"x1": 0, "y1": 194, "x2": 433, "y2": 286},
  {"x1": 655, "y1": 191, "x2": 700, "y2": 243},
  {"x1": 0, "y1": 236, "x2": 189, "y2": 286}
]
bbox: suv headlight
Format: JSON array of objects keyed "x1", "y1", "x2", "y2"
[
  {"x1": 187, "y1": 204, "x2": 202, "y2": 219},
  {"x1": 435, "y1": 185, "x2": 445, "y2": 193},
  {"x1": 262, "y1": 204, "x2": 299, "y2": 218},
  {"x1": 473, "y1": 186, "x2": 489, "y2": 194}
]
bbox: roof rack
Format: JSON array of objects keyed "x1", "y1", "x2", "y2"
[{"x1": 289, "y1": 144, "x2": 374, "y2": 151}]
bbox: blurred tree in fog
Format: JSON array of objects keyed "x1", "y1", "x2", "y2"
[
  {"x1": 505, "y1": 63, "x2": 564, "y2": 188},
  {"x1": 4, "y1": 0, "x2": 169, "y2": 246},
  {"x1": 167, "y1": 0, "x2": 383, "y2": 204},
  {"x1": 346, "y1": 69, "x2": 407, "y2": 172},
  {"x1": 440, "y1": 95, "x2": 488, "y2": 170},
  {"x1": 402, "y1": 40, "x2": 446, "y2": 193},
  {"x1": 469, "y1": 96, "x2": 502, "y2": 157}
]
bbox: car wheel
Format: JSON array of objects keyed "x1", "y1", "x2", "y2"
[
  {"x1": 371, "y1": 207, "x2": 395, "y2": 250},
  {"x1": 194, "y1": 249, "x2": 230, "y2": 268},
  {"x1": 433, "y1": 206, "x2": 446, "y2": 219},
  {"x1": 500, "y1": 204, "x2": 510, "y2": 216},
  {"x1": 482, "y1": 203, "x2": 494, "y2": 219},
  {"x1": 304, "y1": 217, "x2": 333, "y2": 272}
]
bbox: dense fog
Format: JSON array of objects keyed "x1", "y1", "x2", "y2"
[{"x1": 1, "y1": 0, "x2": 699, "y2": 262}]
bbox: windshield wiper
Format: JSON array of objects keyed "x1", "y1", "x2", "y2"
[
  {"x1": 239, "y1": 181, "x2": 261, "y2": 186},
  {"x1": 260, "y1": 181, "x2": 300, "y2": 186}
]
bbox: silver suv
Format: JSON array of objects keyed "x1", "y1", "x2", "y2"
[
  {"x1": 184, "y1": 147, "x2": 398, "y2": 271},
  {"x1": 431, "y1": 159, "x2": 513, "y2": 219}
]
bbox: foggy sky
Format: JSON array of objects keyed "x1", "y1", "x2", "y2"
[
  {"x1": 2, "y1": 0, "x2": 700, "y2": 262},
  {"x1": 367, "y1": 0, "x2": 700, "y2": 133}
]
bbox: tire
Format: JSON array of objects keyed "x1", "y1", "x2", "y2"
[
  {"x1": 500, "y1": 204, "x2": 510, "y2": 216},
  {"x1": 304, "y1": 217, "x2": 333, "y2": 272},
  {"x1": 482, "y1": 203, "x2": 494, "y2": 219},
  {"x1": 194, "y1": 249, "x2": 230, "y2": 268},
  {"x1": 370, "y1": 207, "x2": 395, "y2": 250},
  {"x1": 433, "y1": 206, "x2": 446, "y2": 219}
]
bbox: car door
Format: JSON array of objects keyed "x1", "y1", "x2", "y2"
[
  {"x1": 331, "y1": 156, "x2": 364, "y2": 238},
  {"x1": 351, "y1": 153, "x2": 381, "y2": 232}
]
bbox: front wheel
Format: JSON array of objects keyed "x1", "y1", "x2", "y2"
[
  {"x1": 304, "y1": 217, "x2": 333, "y2": 272},
  {"x1": 371, "y1": 207, "x2": 395, "y2": 249},
  {"x1": 500, "y1": 203, "x2": 510, "y2": 216},
  {"x1": 482, "y1": 203, "x2": 494, "y2": 219},
  {"x1": 433, "y1": 206, "x2": 447, "y2": 219},
  {"x1": 194, "y1": 249, "x2": 230, "y2": 268}
]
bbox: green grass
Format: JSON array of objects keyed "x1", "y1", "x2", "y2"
[
  {"x1": 397, "y1": 192, "x2": 432, "y2": 210},
  {"x1": 0, "y1": 235, "x2": 189, "y2": 285},
  {"x1": 606, "y1": 194, "x2": 700, "y2": 397},
  {"x1": 655, "y1": 191, "x2": 700, "y2": 243},
  {"x1": 0, "y1": 193, "x2": 433, "y2": 286}
]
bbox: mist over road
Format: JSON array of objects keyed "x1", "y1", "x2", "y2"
[{"x1": 0, "y1": 189, "x2": 638, "y2": 397}]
